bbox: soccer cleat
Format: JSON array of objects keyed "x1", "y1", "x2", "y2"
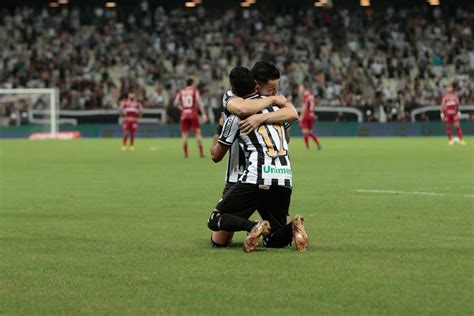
[
  {"x1": 243, "y1": 220, "x2": 271, "y2": 252},
  {"x1": 129, "y1": 146, "x2": 135, "y2": 151},
  {"x1": 121, "y1": 146, "x2": 127, "y2": 151},
  {"x1": 292, "y1": 215, "x2": 309, "y2": 252},
  {"x1": 317, "y1": 144, "x2": 322, "y2": 151},
  {"x1": 449, "y1": 140, "x2": 454, "y2": 145},
  {"x1": 460, "y1": 140, "x2": 466, "y2": 145}
]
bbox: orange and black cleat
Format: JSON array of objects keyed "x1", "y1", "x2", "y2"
[
  {"x1": 292, "y1": 215, "x2": 309, "y2": 252},
  {"x1": 243, "y1": 220, "x2": 271, "y2": 253}
]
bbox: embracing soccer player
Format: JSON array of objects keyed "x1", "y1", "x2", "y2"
[
  {"x1": 120, "y1": 91, "x2": 143, "y2": 151},
  {"x1": 174, "y1": 79, "x2": 208, "y2": 158},
  {"x1": 209, "y1": 67, "x2": 309, "y2": 252},
  {"x1": 209, "y1": 63, "x2": 289, "y2": 247},
  {"x1": 441, "y1": 85, "x2": 465, "y2": 145},
  {"x1": 299, "y1": 83, "x2": 321, "y2": 150}
]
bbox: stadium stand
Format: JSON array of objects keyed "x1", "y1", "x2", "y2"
[{"x1": 0, "y1": 4, "x2": 473, "y2": 123}]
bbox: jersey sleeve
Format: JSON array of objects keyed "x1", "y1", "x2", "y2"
[
  {"x1": 222, "y1": 90, "x2": 238, "y2": 110},
  {"x1": 218, "y1": 115, "x2": 240, "y2": 146}
]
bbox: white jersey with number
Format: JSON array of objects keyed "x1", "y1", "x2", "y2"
[{"x1": 219, "y1": 95, "x2": 292, "y2": 188}]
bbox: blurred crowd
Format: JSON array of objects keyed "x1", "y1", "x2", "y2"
[{"x1": 0, "y1": 3, "x2": 473, "y2": 123}]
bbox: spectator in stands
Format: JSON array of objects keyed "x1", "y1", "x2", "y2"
[{"x1": 0, "y1": 4, "x2": 472, "y2": 123}]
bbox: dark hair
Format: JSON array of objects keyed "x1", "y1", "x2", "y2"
[
  {"x1": 229, "y1": 66, "x2": 256, "y2": 97},
  {"x1": 251, "y1": 61, "x2": 280, "y2": 84},
  {"x1": 186, "y1": 78, "x2": 194, "y2": 86}
]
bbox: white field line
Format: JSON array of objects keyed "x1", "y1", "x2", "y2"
[{"x1": 355, "y1": 189, "x2": 474, "y2": 199}]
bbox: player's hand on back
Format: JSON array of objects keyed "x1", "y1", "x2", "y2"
[
  {"x1": 239, "y1": 113, "x2": 265, "y2": 134},
  {"x1": 202, "y1": 113, "x2": 208, "y2": 123},
  {"x1": 271, "y1": 95, "x2": 288, "y2": 107}
]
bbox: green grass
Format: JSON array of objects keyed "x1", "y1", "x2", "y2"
[{"x1": 0, "y1": 137, "x2": 473, "y2": 315}]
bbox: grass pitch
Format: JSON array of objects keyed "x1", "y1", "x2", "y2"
[{"x1": 0, "y1": 137, "x2": 473, "y2": 314}]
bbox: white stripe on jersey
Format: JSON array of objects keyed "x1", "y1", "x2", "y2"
[
  {"x1": 219, "y1": 104, "x2": 292, "y2": 188},
  {"x1": 220, "y1": 89, "x2": 247, "y2": 184}
]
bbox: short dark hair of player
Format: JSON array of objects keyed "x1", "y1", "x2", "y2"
[
  {"x1": 229, "y1": 66, "x2": 256, "y2": 97},
  {"x1": 251, "y1": 61, "x2": 280, "y2": 84},
  {"x1": 186, "y1": 78, "x2": 194, "y2": 86}
]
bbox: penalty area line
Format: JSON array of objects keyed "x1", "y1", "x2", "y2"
[{"x1": 354, "y1": 189, "x2": 474, "y2": 199}]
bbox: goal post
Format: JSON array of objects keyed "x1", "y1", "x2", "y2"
[{"x1": 0, "y1": 88, "x2": 59, "y2": 137}]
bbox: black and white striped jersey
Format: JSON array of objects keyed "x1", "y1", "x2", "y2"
[
  {"x1": 218, "y1": 100, "x2": 293, "y2": 188},
  {"x1": 221, "y1": 89, "x2": 246, "y2": 184}
]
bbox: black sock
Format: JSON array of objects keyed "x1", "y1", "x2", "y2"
[
  {"x1": 263, "y1": 223, "x2": 293, "y2": 248},
  {"x1": 219, "y1": 214, "x2": 257, "y2": 232}
]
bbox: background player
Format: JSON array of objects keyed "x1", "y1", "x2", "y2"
[
  {"x1": 120, "y1": 91, "x2": 142, "y2": 151},
  {"x1": 299, "y1": 83, "x2": 321, "y2": 150},
  {"x1": 441, "y1": 84, "x2": 465, "y2": 145},
  {"x1": 174, "y1": 79, "x2": 208, "y2": 158}
]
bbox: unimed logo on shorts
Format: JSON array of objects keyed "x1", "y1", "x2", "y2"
[{"x1": 262, "y1": 165, "x2": 292, "y2": 179}]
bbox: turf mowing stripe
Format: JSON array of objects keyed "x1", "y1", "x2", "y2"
[{"x1": 355, "y1": 189, "x2": 474, "y2": 199}]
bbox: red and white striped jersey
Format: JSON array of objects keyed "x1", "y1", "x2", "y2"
[
  {"x1": 442, "y1": 93, "x2": 459, "y2": 116},
  {"x1": 120, "y1": 99, "x2": 143, "y2": 122},
  {"x1": 174, "y1": 86, "x2": 200, "y2": 119}
]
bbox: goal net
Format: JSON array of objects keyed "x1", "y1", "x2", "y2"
[{"x1": 0, "y1": 88, "x2": 60, "y2": 138}]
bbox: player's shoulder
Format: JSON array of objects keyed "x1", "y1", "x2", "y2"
[
  {"x1": 222, "y1": 89, "x2": 240, "y2": 110},
  {"x1": 223, "y1": 89, "x2": 238, "y2": 101}
]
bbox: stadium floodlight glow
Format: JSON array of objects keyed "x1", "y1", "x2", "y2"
[
  {"x1": 240, "y1": 2, "x2": 251, "y2": 7},
  {"x1": 429, "y1": 0, "x2": 440, "y2": 5},
  {"x1": 360, "y1": 0, "x2": 370, "y2": 6},
  {"x1": 314, "y1": 1, "x2": 324, "y2": 7},
  {"x1": 105, "y1": 2, "x2": 117, "y2": 8},
  {"x1": 185, "y1": 2, "x2": 197, "y2": 7},
  {"x1": 49, "y1": 2, "x2": 59, "y2": 7}
]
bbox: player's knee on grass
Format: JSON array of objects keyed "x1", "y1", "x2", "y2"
[
  {"x1": 207, "y1": 210, "x2": 221, "y2": 231},
  {"x1": 210, "y1": 231, "x2": 233, "y2": 247}
]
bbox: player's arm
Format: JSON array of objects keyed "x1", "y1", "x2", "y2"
[
  {"x1": 440, "y1": 97, "x2": 446, "y2": 119},
  {"x1": 455, "y1": 96, "x2": 461, "y2": 116},
  {"x1": 299, "y1": 101, "x2": 308, "y2": 122},
  {"x1": 173, "y1": 93, "x2": 183, "y2": 111},
  {"x1": 227, "y1": 95, "x2": 288, "y2": 117},
  {"x1": 239, "y1": 102, "x2": 299, "y2": 134},
  {"x1": 285, "y1": 126, "x2": 291, "y2": 144},
  {"x1": 211, "y1": 115, "x2": 240, "y2": 163},
  {"x1": 197, "y1": 95, "x2": 208, "y2": 123},
  {"x1": 119, "y1": 100, "x2": 125, "y2": 118},
  {"x1": 211, "y1": 142, "x2": 229, "y2": 163},
  {"x1": 210, "y1": 114, "x2": 225, "y2": 161}
]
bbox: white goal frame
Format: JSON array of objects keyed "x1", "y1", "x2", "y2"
[{"x1": 0, "y1": 88, "x2": 59, "y2": 136}]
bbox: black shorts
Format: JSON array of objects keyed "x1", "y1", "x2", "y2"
[
  {"x1": 216, "y1": 182, "x2": 292, "y2": 231},
  {"x1": 221, "y1": 182, "x2": 235, "y2": 196}
]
